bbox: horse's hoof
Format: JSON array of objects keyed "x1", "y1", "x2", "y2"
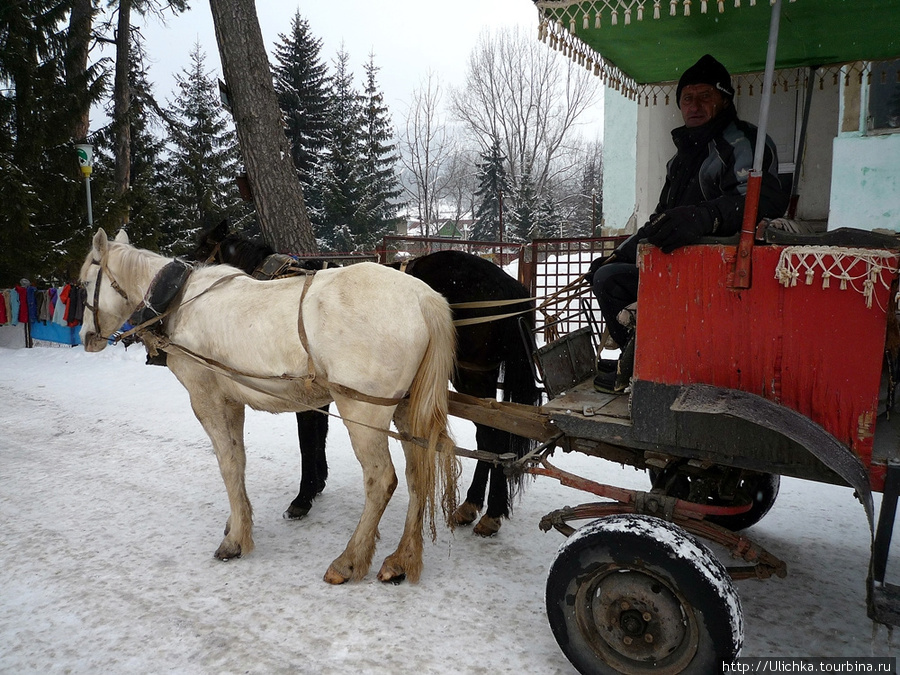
[
  {"x1": 380, "y1": 572, "x2": 406, "y2": 585},
  {"x1": 283, "y1": 504, "x2": 310, "y2": 520},
  {"x1": 377, "y1": 560, "x2": 407, "y2": 584},
  {"x1": 323, "y1": 565, "x2": 350, "y2": 585},
  {"x1": 214, "y1": 542, "x2": 242, "y2": 560},
  {"x1": 473, "y1": 515, "x2": 502, "y2": 537},
  {"x1": 451, "y1": 501, "x2": 480, "y2": 526}
]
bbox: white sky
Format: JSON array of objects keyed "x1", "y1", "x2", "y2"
[{"x1": 129, "y1": 0, "x2": 567, "y2": 126}]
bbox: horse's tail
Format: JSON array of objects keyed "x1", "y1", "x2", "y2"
[
  {"x1": 503, "y1": 300, "x2": 541, "y2": 408},
  {"x1": 500, "y1": 299, "x2": 541, "y2": 509},
  {"x1": 406, "y1": 290, "x2": 460, "y2": 538}
]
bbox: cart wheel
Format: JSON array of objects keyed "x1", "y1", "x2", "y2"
[
  {"x1": 545, "y1": 514, "x2": 742, "y2": 675},
  {"x1": 648, "y1": 467, "x2": 780, "y2": 531}
]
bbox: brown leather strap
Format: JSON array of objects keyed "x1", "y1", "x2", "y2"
[
  {"x1": 329, "y1": 382, "x2": 407, "y2": 406},
  {"x1": 296, "y1": 274, "x2": 317, "y2": 383}
]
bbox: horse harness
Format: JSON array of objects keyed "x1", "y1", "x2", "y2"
[
  {"x1": 252, "y1": 253, "x2": 318, "y2": 279},
  {"x1": 87, "y1": 257, "x2": 202, "y2": 349},
  {"x1": 90, "y1": 253, "x2": 405, "y2": 409}
]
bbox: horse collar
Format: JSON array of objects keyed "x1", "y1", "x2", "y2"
[{"x1": 128, "y1": 259, "x2": 194, "y2": 328}]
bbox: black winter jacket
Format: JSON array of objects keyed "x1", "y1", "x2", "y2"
[{"x1": 617, "y1": 105, "x2": 788, "y2": 263}]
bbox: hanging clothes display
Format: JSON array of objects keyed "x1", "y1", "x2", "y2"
[{"x1": 1, "y1": 283, "x2": 83, "y2": 346}]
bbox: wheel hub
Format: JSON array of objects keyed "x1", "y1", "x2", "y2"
[{"x1": 576, "y1": 567, "x2": 700, "y2": 674}]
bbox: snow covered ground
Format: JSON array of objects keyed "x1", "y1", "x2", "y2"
[{"x1": 1, "y1": 339, "x2": 898, "y2": 673}]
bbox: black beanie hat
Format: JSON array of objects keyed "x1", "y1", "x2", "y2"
[{"x1": 676, "y1": 54, "x2": 735, "y2": 108}]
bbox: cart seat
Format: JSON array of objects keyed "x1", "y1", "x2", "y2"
[{"x1": 764, "y1": 225, "x2": 900, "y2": 249}]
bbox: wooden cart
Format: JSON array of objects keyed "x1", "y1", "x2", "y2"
[{"x1": 449, "y1": 232, "x2": 899, "y2": 673}]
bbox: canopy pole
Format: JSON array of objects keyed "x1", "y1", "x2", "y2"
[
  {"x1": 731, "y1": 0, "x2": 782, "y2": 290},
  {"x1": 753, "y1": 0, "x2": 781, "y2": 174}
]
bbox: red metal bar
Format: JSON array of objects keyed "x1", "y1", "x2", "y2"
[
  {"x1": 731, "y1": 172, "x2": 762, "y2": 289},
  {"x1": 528, "y1": 458, "x2": 753, "y2": 519}
]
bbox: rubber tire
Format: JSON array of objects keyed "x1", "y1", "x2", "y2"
[
  {"x1": 546, "y1": 514, "x2": 743, "y2": 675},
  {"x1": 648, "y1": 468, "x2": 781, "y2": 531}
]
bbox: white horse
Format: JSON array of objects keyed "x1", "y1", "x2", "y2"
[{"x1": 79, "y1": 229, "x2": 459, "y2": 584}]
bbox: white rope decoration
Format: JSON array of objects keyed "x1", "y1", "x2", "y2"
[{"x1": 774, "y1": 246, "x2": 900, "y2": 310}]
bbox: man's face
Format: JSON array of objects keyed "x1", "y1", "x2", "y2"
[{"x1": 679, "y1": 84, "x2": 727, "y2": 127}]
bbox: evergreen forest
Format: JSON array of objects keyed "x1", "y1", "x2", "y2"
[{"x1": 1, "y1": 3, "x2": 603, "y2": 287}]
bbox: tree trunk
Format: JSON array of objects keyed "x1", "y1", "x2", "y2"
[
  {"x1": 66, "y1": 0, "x2": 93, "y2": 143},
  {"x1": 208, "y1": 0, "x2": 316, "y2": 253},
  {"x1": 113, "y1": 0, "x2": 132, "y2": 223}
]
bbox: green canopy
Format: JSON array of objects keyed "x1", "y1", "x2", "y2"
[{"x1": 534, "y1": 0, "x2": 900, "y2": 86}]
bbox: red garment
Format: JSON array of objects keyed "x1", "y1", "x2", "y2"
[
  {"x1": 14, "y1": 286, "x2": 28, "y2": 323},
  {"x1": 58, "y1": 285, "x2": 71, "y2": 324},
  {"x1": 66, "y1": 285, "x2": 84, "y2": 326},
  {"x1": 0, "y1": 293, "x2": 6, "y2": 324}
]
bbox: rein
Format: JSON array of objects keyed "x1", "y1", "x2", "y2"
[
  {"x1": 154, "y1": 336, "x2": 497, "y2": 465},
  {"x1": 86, "y1": 254, "x2": 242, "y2": 345},
  {"x1": 92, "y1": 254, "x2": 406, "y2": 408},
  {"x1": 449, "y1": 297, "x2": 537, "y2": 327}
]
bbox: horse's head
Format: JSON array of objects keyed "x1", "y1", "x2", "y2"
[
  {"x1": 78, "y1": 228, "x2": 137, "y2": 352},
  {"x1": 187, "y1": 220, "x2": 274, "y2": 274},
  {"x1": 190, "y1": 220, "x2": 231, "y2": 264}
]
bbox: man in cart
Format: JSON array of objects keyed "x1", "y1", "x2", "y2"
[{"x1": 590, "y1": 53, "x2": 790, "y2": 394}]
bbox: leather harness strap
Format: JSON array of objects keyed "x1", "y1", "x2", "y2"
[
  {"x1": 294, "y1": 271, "x2": 406, "y2": 406},
  {"x1": 296, "y1": 274, "x2": 317, "y2": 385}
]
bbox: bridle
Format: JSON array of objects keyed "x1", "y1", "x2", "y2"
[
  {"x1": 203, "y1": 240, "x2": 224, "y2": 264},
  {"x1": 84, "y1": 257, "x2": 130, "y2": 342}
]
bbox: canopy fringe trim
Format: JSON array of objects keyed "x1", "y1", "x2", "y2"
[{"x1": 535, "y1": 3, "x2": 866, "y2": 105}]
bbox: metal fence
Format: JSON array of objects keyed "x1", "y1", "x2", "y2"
[
  {"x1": 521, "y1": 236, "x2": 628, "y2": 346},
  {"x1": 377, "y1": 235, "x2": 524, "y2": 266},
  {"x1": 376, "y1": 234, "x2": 629, "y2": 349}
]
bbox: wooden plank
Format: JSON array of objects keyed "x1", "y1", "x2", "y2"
[{"x1": 447, "y1": 391, "x2": 558, "y2": 442}]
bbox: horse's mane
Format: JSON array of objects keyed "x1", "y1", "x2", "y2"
[
  {"x1": 110, "y1": 242, "x2": 169, "y2": 299},
  {"x1": 80, "y1": 239, "x2": 161, "y2": 296}
]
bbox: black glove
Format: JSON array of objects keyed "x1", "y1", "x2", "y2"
[
  {"x1": 587, "y1": 255, "x2": 609, "y2": 276},
  {"x1": 644, "y1": 205, "x2": 715, "y2": 254}
]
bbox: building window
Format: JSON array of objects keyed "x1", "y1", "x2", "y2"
[{"x1": 868, "y1": 59, "x2": 900, "y2": 133}]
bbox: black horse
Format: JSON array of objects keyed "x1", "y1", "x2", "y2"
[{"x1": 190, "y1": 221, "x2": 540, "y2": 536}]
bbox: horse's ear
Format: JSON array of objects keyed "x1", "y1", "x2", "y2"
[
  {"x1": 92, "y1": 228, "x2": 109, "y2": 257},
  {"x1": 113, "y1": 229, "x2": 130, "y2": 244},
  {"x1": 212, "y1": 220, "x2": 229, "y2": 242}
]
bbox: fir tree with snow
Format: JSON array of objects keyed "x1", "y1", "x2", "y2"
[
  {"x1": 272, "y1": 11, "x2": 331, "y2": 231},
  {"x1": 535, "y1": 188, "x2": 562, "y2": 240},
  {"x1": 510, "y1": 169, "x2": 537, "y2": 242},
  {"x1": 159, "y1": 43, "x2": 248, "y2": 254},
  {"x1": 318, "y1": 47, "x2": 366, "y2": 252},
  {"x1": 357, "y1": 54, "x2": 403, "y2": 250},
  {"x1": 472, "y1": 138, "x2": 509, "y2": 241}
]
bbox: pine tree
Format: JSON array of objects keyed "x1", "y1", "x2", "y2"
[
  {"x1": 472, "y1": 138, "x2": 509, "y2": 241},
  {"x1": 318, "y1": 47, "x2": 364, "y2": 251},
  {"x1": 0, "y1": 0, "x2": 105, "y2": 284},
  {"x1": 572, "y1": 147, "x2": 602, "y2": 237},
  {"x1": 272, "y1": 10, "x2": 330, "y2": 229},
  {"x1": 536, "y1": 189, "x2": 562, "y2": 240},
  {"x1": 510, "y1": 169, "x2": 537, "y2": 242},
  {"x1": 160, "y1": 43, "x2": 249, "y2": 254},
  {"x1": 124, "y1": 56, "x2": 171, "y2": 251},
  {"x1": 357, "y1": 54, "x2": 402, "y2": 249}
]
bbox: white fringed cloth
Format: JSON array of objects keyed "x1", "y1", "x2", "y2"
[{"x1": 774, "y1": 246, "x2": 900, "y2": 310}]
